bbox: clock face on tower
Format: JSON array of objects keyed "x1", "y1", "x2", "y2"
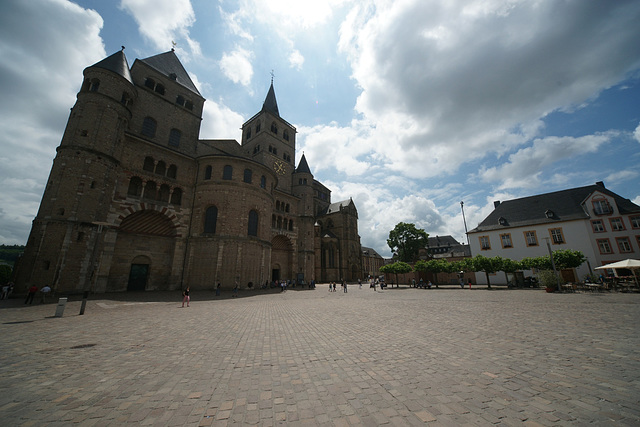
[{"x1": 273, "y1": 159, "x2": 287, "y2": 175}]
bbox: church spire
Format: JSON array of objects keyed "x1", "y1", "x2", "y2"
[{"x1": 262, "y1": 81, "x2": 280, "y2": 117}]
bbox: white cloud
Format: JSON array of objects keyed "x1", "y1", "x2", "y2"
[
  {"x1": 0, "y1": 0, "x2": 106, "y2": 244},
  {"x1": 120, "y1": 0, "x2": 200, "y2": 58},
  {"x1": 605, "y1": 170, "x2": 639, "y2": 185},
  {"x1": 199, "y1": 100, "x2": 245, "y2": 141},
  {"x1": 478, "y1": 133, "x2": 614, "y2": 189},
  {"x1": 334, "y1": 0, "x2": 640, "y2": 184},
  {"x1": 634, "y1": 122, "x2": 640, "y2": 143},
  {"x1": 219, "y1": 47, "x2": 254, "y2": 86},
  {"x1": 289, "y1": 49, "x2": 304, "y2": 70}
]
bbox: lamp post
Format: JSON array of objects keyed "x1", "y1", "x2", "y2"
[
  {"x1": 544, "y1": 237, "x2": 561, "y2": 292},
  {"x1": 460, "y1": 201, "x2": 469, "y2": 245}
]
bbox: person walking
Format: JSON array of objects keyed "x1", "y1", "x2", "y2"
[
  {"x1": 40, "y1": 285, "x2": 52, "y2": 303},
  {"x1": 24, "y1": 284, "x2": 38, "y2": 304},
  {"x1": 343, "y1": 280, "x2": 347, "y2": 293},
  {"x1": 182, "y1": 287, "x2": 190, "y2": 307},
  {"x1": 233, "y1": 282, "x2": 239, "y2": 297}
]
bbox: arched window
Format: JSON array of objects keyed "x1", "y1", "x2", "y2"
[
  {"x1": 143, "y1": 181, "x2": 157, "y2": 200},
  {"x1": 283, "y1": 130, "x2": 289, "y2": 141},
  {"x1": 248, "y1": 210, "x2": 259, "y2": 236},
  {"x1": 127, "y1": 177, "x2": 142, "y2": 197},
  {"x1": 243, "y1": 168, "x2": 252, "y2": 183},
  {"x1": 204, "y1": 165, "x2": 212, "y2": 180},
  {"x1": 155, "y1": 161, "x2": 166, "y2": 176},
  {"x1": 277, "y1": 216, "x2": 282, "y2": 229},
  {"x1": 169, "y1": 129, "x2": 181, "y2": 147},
  {"x1": 176, "y1": 95, "x2": 185, "y2": 106},
  {"x1": 185, "y1": 101, "x2": 193, "y2": 111},
  {"x1": 167, "y1": 164, "x2": 177, "y2": 179},
  {"x1": 223, "y1": 165, "x2": 233, "y2": 180},
  {"x1": 170, "y1": 188, "x2": 182, "y2": 205},
  {"x1": 260, "y1": 175, "x2": 266, "y2": 189},
  {"x1": 143, "y1": 156, "x2": 155, "y2": 172},
  {"x1": 256, "y1": 121, "x2": 261, "y2": 132},
  {"x1": 245, "y1": 128, "x2": 251, "y2": 140},
  {"x1": 144, "y1": 78, "x2": 155, "y2": 89},
  {"x1": 272, "y1": 214, "x2": 276, "y2": 228},
  {"x1": 271, "y1": 122, "x2": 278, "y2": 134},
  {"x1": 289, "y1": 219, "x2": 293, "y2": 231},
  {"x1": 285, "y1": 203, "x2": 290, "y2": 213},
  {"x1": 155, "y1": 83, "x2": 165, "y2": 95},
  {"x1": 89, "y1": 79, "x2": 100, "y2": 92},
  {"x1": 141, "y1": 117, "x2": 157, "y2": 138},
  {"x1": 158, "y1": 184, "x2": 170, "y2": 202},
  {"x1": 276, "y1": 201, "x2": 281, "y2": 211},
  {"x1": 204, "y1": 206, "x2": 218, "y2": 234}
]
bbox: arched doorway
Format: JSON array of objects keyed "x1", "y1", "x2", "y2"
[
  {"x1": 127, "y1": 255, "x2": 151, "y2": 291},
  {"x1": 271, "y1": 235, "x2": 293, "y2": 282}
]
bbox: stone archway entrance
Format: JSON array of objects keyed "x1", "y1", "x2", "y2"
[{"x1": 271, "y1": 235, "x2": 293, "y2": 282}]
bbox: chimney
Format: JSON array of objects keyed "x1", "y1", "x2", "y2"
[
  {"x1": 595, "y1": 181, "x2": 605, "y2": 188},
  {"x1": 494, "y1": 201, "x2": 501, "y2": 208}
]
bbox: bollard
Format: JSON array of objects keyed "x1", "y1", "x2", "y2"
[{"x1": 54, "y1": 297, "x2": 68, "y2": 318}]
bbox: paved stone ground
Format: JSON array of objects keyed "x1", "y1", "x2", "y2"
[{"x1": 1, "y1": 286, "x2": 639, "y2": 426}]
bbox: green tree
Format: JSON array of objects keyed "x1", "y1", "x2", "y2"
[
  {"x1": 414, "y1": 259, "x2": 452, "y2": 288},
  {"x1": 0, "y1": 265, "x2": 12, "y2": 285},
  {"x1": 472, "y1": 255, "x2": 504, "y2": 289},
  {"x1": 501, "y1": 258, "x2": 522, "y2": 286},
  {"x1": 552, "y1": 249, "x2": 586, "y2": 270},
  {"x1": 387, "y1": 222, "x2": 428, "y2": 263},
  {"x1": 380, "y1": 261, "x2": 413, "y2": 288}
]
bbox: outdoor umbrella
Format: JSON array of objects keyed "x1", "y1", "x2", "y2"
[{"x1": 595, "y1": 259, "x2": 640, "y2": 286}]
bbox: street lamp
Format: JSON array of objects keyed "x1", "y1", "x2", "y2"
[{"x1": 460, "y1": 201, "x2": 469, "y2": 245}]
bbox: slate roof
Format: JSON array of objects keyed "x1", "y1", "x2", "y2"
[
  {"x1": 470, "y1": 183, "x2": 640, "y2": 233},
  {"x1": 362, "y1": 246, "x2": 383, "y2": 258},
  {"x1": 294, "y1": 154, "x2": 311, "y2": 174},
  {"x1": 262, "y1": 82, "x2": 279, "y2": 116},
  {"x1": 427, "y1": 235, "x2": 460, "y2": 248},
  {"x1": 87, "y1": 49, "x2": 133, "y2": 84},
  {"x1": 321, "y1": 199, "x2": 354, "y2": 215},
  {"x1": 139, "y1": 50, "x2": 201, "y2": 96}
]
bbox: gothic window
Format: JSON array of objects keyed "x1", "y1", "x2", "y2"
[
  {"x1": 169, "y1": 128, "x2": 181, "y2": 147},
  {"x1": 127, "y1": 177, "x2": 142, "y2": 197},
  {"x1": 143, "y1": 156, "x2": 155, "y2": 172},
  {"x1": 271, "y1": 122, "x2": 278, "y2": 134},
  {"x1": 155, "y1": 161, "x2": 166, "y2": 176},
  {"x1": 243, "y1": 168, "x2": 252, "y2": 183},
  {"x1": 204, "y1": 206, "x2": 218, "y2": 234},
  {"x1": 167, "y1": 164, "x2": 177, "y2": 179},
  {"x1": 204, "y1": 165, "x2": 212, "y2": 180},
  {"x1": 223, "y1": 165, "x2": 233, "y2": 180},
  {"x1": 143, "y1": 181, "x2": 157, "y2": 200},
  {"x1": 141, "y1": 117, "x2": 157, "y2": 138},
  {"x1": 158, "y1": 184, "x2": 170, "y2": 202},
  {"x1": 260, "y1": 175, "x2": 266, "y2": 189},
  {"x1": 170, "y1": 188, "x2": 182, "y2": 205},
  {"x1": 248, "y1": 210, "x2": 259, "y2": 236}
]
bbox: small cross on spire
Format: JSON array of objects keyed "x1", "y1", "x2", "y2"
[{"x1": 270, "y1": 69, "x2": 275, "y2": 84}]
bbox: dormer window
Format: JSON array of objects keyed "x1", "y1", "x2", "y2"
[
  {"x1": 545, "y1": 210, "x2": 554, "y2": 218},
  {"x1": 592, "y1": 199, "x2": 612, "y2": 215},
  {"x1": 498, "y1": 217, "x2": 507, "y2": 225},
  {"x1": 169, "y1": 73, "x2": 177, "y2": 81}
]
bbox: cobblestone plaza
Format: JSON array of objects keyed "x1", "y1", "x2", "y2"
[{"x1": 1, "y1": 287, "x2": 639, "y2": 426}]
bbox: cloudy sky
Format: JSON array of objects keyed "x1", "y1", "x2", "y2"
[{"x1": 1, "y1": 0, "x2": 639, "y2": 257}]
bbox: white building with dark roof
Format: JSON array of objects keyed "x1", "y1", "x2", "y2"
[{"x1": 468, "y1": 182, "x2": 640, "y2": 285}]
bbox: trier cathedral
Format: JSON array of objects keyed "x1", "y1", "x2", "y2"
[{"x1": 15, "y1": 49, "x2": 362, "y2": 293}]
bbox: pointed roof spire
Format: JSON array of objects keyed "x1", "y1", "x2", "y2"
[
  {"x1": 295, "y1": 154, "x2": 312, "y2": 174},
  {"x1": 87, "y1": 48, "x2": 133, "y2": 84},
  {"x1": 262, "y1": 81, "x2": 280, "y2": 117}
]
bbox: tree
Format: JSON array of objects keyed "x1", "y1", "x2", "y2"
[
  {"x1": 472, "y1": 255, "x2": 504, "y2": 289},
  {"x1": 380, "y1": 262, "x2": 413, "y2": 288},
  {"x1": 0, "y1": 265, "x2": 12, "y2": 285},
  {"x1": 501, "y1": 258, "x2": 522, "y2": 286},
  {"x1": 387, "y1": 222, "x2": 429, "y2": 262},
  {"x1": 414, "y1": 259, "x2": 452, "y2": 288},
  {"x1": 552, "y1": 249, "x2": 586, "y2": 270}
]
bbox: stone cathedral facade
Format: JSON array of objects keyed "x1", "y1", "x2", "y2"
[{"x1": 15, "y1": 49, "x2": 362, "y2": 293}]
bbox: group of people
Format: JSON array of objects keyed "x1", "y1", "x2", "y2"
[
  {"x1": 328, "y1": 280, "x2": 348, "y2": 293},
  {"x1": 0, "y1": 283, "x2": 52, "y2": 304}
]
